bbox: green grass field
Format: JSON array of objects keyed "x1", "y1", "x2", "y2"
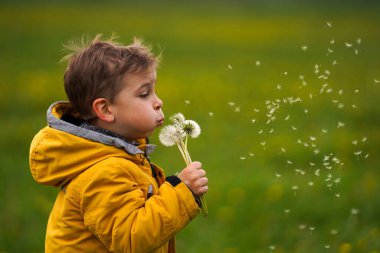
[{"x1": 1, "y1": 1, "x2": 380, "y2": 252}]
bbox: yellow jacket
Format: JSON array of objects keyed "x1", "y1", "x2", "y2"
[{"x1": 29, "y1": 102, "x2": 200, "y2": 253}]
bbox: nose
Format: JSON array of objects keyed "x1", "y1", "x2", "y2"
[{"x1": 154, "y1": 95, "x2": 163, "y2": 110}]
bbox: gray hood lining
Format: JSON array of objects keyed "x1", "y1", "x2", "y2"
[{"x1": 47, "y1": 101, "x2": 156, "y2": 155}]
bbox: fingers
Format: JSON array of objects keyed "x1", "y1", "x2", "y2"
[{"x1": 177, "y1": 161, "x2": 208, "y2": 196}]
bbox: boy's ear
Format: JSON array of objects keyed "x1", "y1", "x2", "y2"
[{"x1": 92, "y1": 98, "x2": 115, "y2": 122}]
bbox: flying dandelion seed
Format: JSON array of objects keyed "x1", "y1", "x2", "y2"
[
  {"x1": 354, "y1": 89, "x2": 359, "y2": 93},
  {"x1": 361, "y1": 137, "x2": 367, "y2": 142},
  {"x1": 208, "y1": 112, "x2": 214, "y2": 117},
  {"x1": 330, "y1": 39, "x2": 335, "y2": 44},
  {"x1": 308, "y1": 181, "x2": 314, "y2": 186},
  {"x1": 330, "y1": 229, "x2": 338, "y2": 235},
  {"x1": 227, "y1": 64, "x2": 233, "y2": 70},
  {"x1": 325, "y1": 245, "x2": 331, "y2": 249},
  {"x1": 299, "y1": 224, "x2": 307, "y2": 230},
  {"x1": 234, "y1": 107, "x2": 240, "y2": 113},
  {"x1": 337, "y1": 122, "x2": 345, "y2": 128},
  {"x1": 345, "y1": 42, "x2": 353, "y2": 48},
  {"x1": 249, "y1": 152, "x2": 255, "y2": 157},
  {"x1": 314, "y1": 169, "x2": 320, "y2": 176},
  {"x1": 275, "y1": 173, "x2": 282, "y2": 178},
  {"x1": 284, "y1": 209, "x2": 291, "y2": 215},
  {"x1": 326, "y1": 21, "x2": 332, "y2": 28},
  {"x1": 276, "y1": 84, "x2": 282, "y2": 90},
  {"x1": 351, "y1": 208, "x2": 360, "y2": 215},
  {"x1": 309, "y1": 136, "x2": 317, "y2": 141},
  {"x1": 332, "y1": 60, "x2": 338, "y2": 65},
  {"x1": 301, "y1": 45, "x2": 308, "y2": 51},
  {"x1": 326, "y1": 48, "x2": 334, "y2": 56},
  {"x1": 374, "y1": 79, "x2": 379, "y2": 84},
  {"x1": 335, "y1": 193, "x2": 341, "y2": 198},
  {"x1": 255, "y1": 60, "x2": 261, "y2": 66},
  {"x1": 184, "y1": 100, "x2": 191, "y2": 105},
  {"x1": 240, "y1": 156, "x2": 246, "y2": 160},
  {"x1": 228, "y1": 101, "x2": 235, "y2": 106},
  {"x1": 356, "y1": 38, "x2": 362, "y2": 44},
  {"x1": 251, "y1": 119, "x2": 256, "y2": 124},
  {"x1": 291, "y1": 125, "x2": 297, "y2": 131}
]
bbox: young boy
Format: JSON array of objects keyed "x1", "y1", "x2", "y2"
[{"x1": 29, "y1": 34, "x2": 208, "y2": 253}]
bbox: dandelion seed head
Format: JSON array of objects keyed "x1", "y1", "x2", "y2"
[
  {"x1": 183, "y1": 120, "x2": 201, "y2": 138},
  {"x1": 170, "y1": 113, "x2": 185, "y2": 125},
  {"x1": 159, "y1": 125, "x2": 180, "y2": 147}
]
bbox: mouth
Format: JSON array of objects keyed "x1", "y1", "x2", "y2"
[{"x1": 157, "y1": 118, "x2": 164, "y2": 126}]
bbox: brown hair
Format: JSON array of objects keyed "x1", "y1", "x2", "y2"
[{"x1": 61, "y1": 34, "x2": 159, "y2": 120}]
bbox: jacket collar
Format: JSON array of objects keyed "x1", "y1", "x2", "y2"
[{"x1": 47, "y1": 101, "x2": 156, "y2": 155}]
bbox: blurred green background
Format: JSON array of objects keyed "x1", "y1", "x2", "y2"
[{"x1": 1, "y1": 1, "x2": 380, "y2": 252}]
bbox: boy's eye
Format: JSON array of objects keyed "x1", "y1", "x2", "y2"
[{"x1": 139, "y1": 91, "x2": 149, "y2": 97}]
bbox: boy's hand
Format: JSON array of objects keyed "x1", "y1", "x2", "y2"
[{"x1": 177, "y1": 161, "x2": 208, "y2": 196}]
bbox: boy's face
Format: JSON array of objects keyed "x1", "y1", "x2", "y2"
[{"x1": 108, "y1": 66, "x2": 164, "y2": 140}]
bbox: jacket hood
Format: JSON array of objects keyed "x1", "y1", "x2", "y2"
[{"x1": 29, "y1": 101, "x2": 156, "y2": 187}]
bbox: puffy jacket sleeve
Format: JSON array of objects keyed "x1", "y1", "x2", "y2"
[{"x1": 79, "y1": 157, "x2": 200, "y2": 252}]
